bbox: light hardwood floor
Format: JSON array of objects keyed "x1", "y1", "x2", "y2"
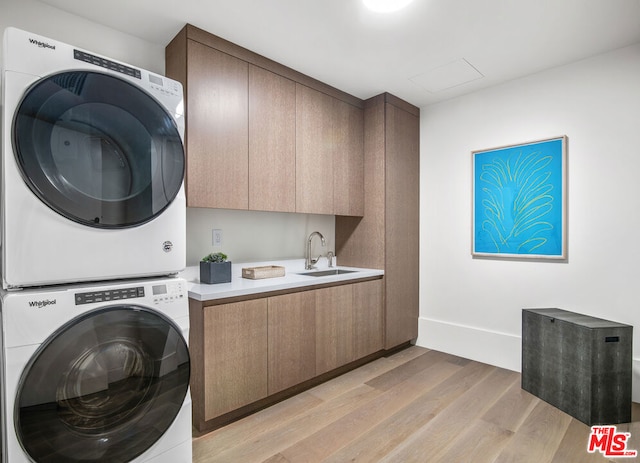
[{"x1": 192, "y1": 346, "x2": 639, "y2": 462}]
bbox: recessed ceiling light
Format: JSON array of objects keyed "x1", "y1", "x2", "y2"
[{"x1": 362, "y1": 0, "x2": 415, "y2": 13}]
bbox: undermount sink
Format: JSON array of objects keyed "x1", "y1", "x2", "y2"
[{"x1": 298, "y1": 269, "x2": 358, "y2": 277}]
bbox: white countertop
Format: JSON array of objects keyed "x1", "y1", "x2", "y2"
[{"x1": 181, "y1": 259, "x2": 384, "y2": 301}]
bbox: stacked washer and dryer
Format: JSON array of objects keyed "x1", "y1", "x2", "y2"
[{"x1": 1, "y1": 28, "x2": 192, "y2": 462}]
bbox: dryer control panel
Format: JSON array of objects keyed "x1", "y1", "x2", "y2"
[{"x1": 74, "y1": 49, "x2": 142, "y2": 79}]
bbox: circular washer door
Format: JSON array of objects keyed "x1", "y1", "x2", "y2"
[
  {"x1": 15, "y1": 306, "x2": 190, "y2": 463},
  {"x1": 12, "y1": 70, "x2": 185, "y2": 228}
]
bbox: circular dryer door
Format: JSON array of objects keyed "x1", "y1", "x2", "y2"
[
  {"x1": 12, "y1": 70, "x2": 185, "y2": 228},
  {"x1": 14, "y1": 306, "x2": 190, "y2": 463}
]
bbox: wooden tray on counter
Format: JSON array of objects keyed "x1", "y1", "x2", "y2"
[{"x1": 241, "y1": 265, "x2": 286, "y2": 280}]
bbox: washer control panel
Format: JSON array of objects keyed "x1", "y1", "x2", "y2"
[
  {"x1": 75, "y1": 287, "x2": 145, "y2": 305},
  {"x1": 73, "y1": 280, "x2": 186, "y2": 307},
  {"x1": 151, "y1": 280, "x2": 186, "y2": 305}
]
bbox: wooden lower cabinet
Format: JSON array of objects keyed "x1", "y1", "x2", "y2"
[
  {"x1": 190, "y1": 278, "x2": 383, "y2": 431},
  {"x1": 316, "y1": 285, "x2": 354, "y2": 375},
  {"x1": 353, "y1": 279, "x2": 384, "y2": 358},
  {"x1": 315, "y1": 280, "x2": 383, "y2": 375},
  {"x1": 202, "y1": 299, "x2": 268, "y2": 420},
  {"x1": 267, "y1": 291, "x2": 316, "y2": 393}
]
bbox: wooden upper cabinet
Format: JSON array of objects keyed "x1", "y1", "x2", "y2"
[
  {"x1": 296, "y1": 84, "x2": 364, "y2": 216},
  {"x1": 248, "y1": 65, "x2": 296, "y2": 212},
  {"x1": 333, "y1": 99, "x2": 364, "y2": 216},
  {"x1": 295, "y1": 84, "x2": 335, "y2": 215},
  {"x1": 186, "y1": 40, "x2": 249, "y2": 209},
  {"x1": 166, "y1": 25, "x2": 364, "y2": 215}
]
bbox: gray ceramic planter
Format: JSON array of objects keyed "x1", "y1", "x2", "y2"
[{"x1": 199, "y1": 261, "x2": 232, "y2": 284}]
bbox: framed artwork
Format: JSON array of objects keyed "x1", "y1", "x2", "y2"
[{"x1": 472, "y1": 136, "x2": 567, "y2": 260}]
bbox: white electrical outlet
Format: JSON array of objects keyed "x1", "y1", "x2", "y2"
[{"x1": 212, "y1": 229, "x2": 223, "y2": 247}]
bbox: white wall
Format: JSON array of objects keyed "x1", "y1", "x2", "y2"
[
  {"x1": 0, "y1": 0, "x2": 165, "y2": 74},
  {"x1": 187, "y1": 208, "x2": 335, "y2": 265},
  {"x1": 417, "y1": 43, "x2": 640, "y2": 398},
  {"x1": 1, "y1": 0, "x2": 335, "y2": 267}
]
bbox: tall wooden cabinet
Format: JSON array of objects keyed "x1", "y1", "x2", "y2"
[{"x1": 336, "y1": 93, "x2": 420, "y2": 349}]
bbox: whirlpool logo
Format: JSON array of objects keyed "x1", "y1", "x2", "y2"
[
  {"x1": 28, "y1": 299, "x2": 57, "y2": 308},
  {"x1": 28, "y1": 38, "x2": 56, "y2": 50}
]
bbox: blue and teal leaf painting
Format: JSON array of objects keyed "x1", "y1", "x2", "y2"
[{"x1": 474, "y1": 139, "x2": 564, "y2": 256}]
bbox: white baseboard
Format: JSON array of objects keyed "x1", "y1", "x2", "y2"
[
  {"x1": 416, "y1": 317, "x2": 521, "y2": 372},
  {"x1": 417, "y1": 316, "x2": 640, "y2": 403}
]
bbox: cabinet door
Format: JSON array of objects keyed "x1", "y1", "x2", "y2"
[
  {"x1": 353, "y1": 279, "x2": 384, "y2": 358},
  {"x1": 316, "y1": 285, "x2": 355, "y2": 375},
  {"x1": 268, "y1": 291, "x2": 316, "y2": 394},
  {"x1": 186, "y1": 40, "x2": 248, "y2": 209},
  {"x1": 296, "y1": 85, "x2": 364, "y2": 216},
  {"x1": 295, "y1": 84, "x2": 334, "y2": 214},
  {"x1": 385, "y1": 103, "x2": 420, "y2": 348},
  {"x1": 333, "y1": 101, "x2": 364, "y2": 216},
  {"x1": 203, "y1": 299, "x2": 268, "y2": 420},
  {"x1": 248, "y1": 65, "x2": 296, "y2": 212}
]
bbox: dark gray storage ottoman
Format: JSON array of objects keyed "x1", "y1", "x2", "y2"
[{"x1": 522, "y1": 308, "x2": 632, "y2": 425}]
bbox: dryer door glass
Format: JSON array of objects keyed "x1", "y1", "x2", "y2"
[
  {"x1": 15, "y1": 306, "x2": 190, "y2": 463},
  {"x1": 13, "y1": 71, "x2": 185, "y2": 228}
]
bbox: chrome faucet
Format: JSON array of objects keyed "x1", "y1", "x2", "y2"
[{"x1": 305, "y1": 231, "x2": 326, "y2": 270}]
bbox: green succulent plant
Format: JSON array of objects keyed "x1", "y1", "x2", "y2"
[{"x1": 201, "y1": 252, "x2": 228, "y2": 263}]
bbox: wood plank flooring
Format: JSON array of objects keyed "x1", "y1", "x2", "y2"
[{"x1": 192, "y1": 346, "x2": 638, "y2": 462}]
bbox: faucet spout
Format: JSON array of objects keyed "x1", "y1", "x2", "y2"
[{"x1": 305, "y1": 231, "x2": 326, "y2": 270}]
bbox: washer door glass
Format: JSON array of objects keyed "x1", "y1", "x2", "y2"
[
  {"x1": 13, "y1": 71, "x2": 185, "y2": 228},
  {"x1": 15, "y1": 306, "x2": 190, "y2": 463}
]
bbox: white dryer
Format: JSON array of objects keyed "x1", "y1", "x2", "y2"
[
  {"x1": 0, "y1": 276, "x2": 192, "y2": 462},
  {"x1": 1, "y1": 28, "x2": 186, "y2": 289}
]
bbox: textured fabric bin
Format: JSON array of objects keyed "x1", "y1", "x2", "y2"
[{"x1": 522, "y1": 308, "x2": 632, "y2": 425}]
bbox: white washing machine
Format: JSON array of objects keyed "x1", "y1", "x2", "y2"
[
  {"x1": 1, "y1": 27, "x2": 186, "y2": 289},
  {"x1": 0, "y1": 276, "x2": 192, "y2": 462}
]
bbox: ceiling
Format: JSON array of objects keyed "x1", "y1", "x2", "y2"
[{"x1": 39, "y1": 0, "x2": 640, "y2": 107}]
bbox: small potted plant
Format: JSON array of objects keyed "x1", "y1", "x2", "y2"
[{"x1": 200, "y1": 252, "x2": 232, "y2": 284}]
